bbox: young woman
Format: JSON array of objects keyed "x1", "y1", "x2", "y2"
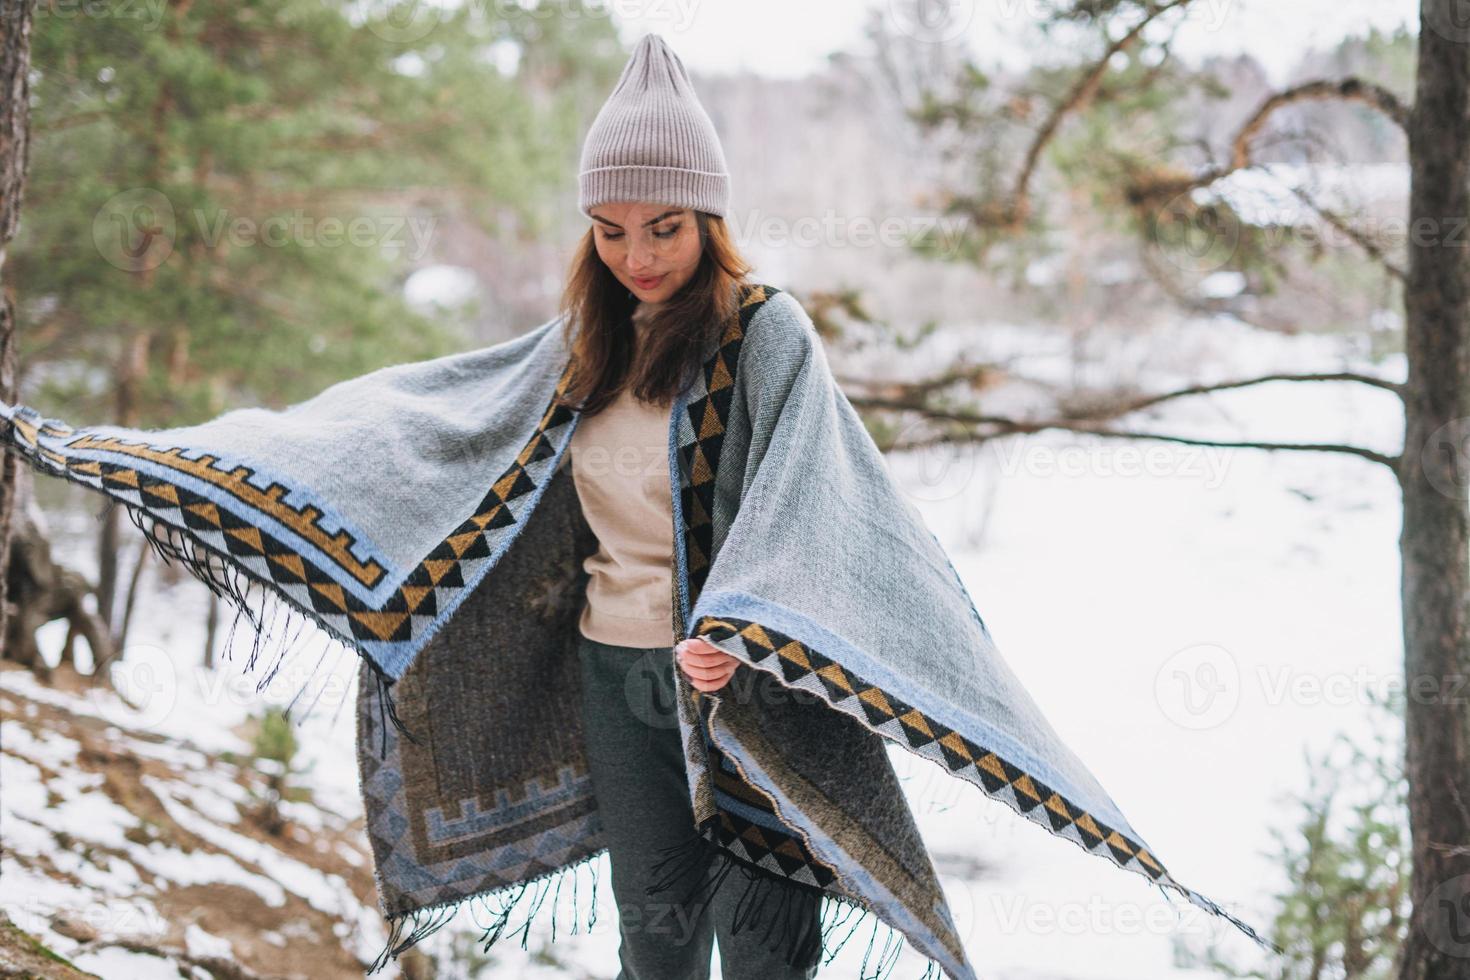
[
  {"x1": 0, "y1": 29, "x2": 1272, "y2": 979},
  {"x1": 556, "y1": 32, "x2": 823, "y2": 980}
]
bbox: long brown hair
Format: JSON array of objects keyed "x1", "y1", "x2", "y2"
[{"x1": 556, "y1": 210, "x2": 753, "y2": 416}]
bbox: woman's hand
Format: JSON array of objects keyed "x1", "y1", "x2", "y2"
[{"x1": 675, "y1": 637, "x2": 739, "y2": 692}]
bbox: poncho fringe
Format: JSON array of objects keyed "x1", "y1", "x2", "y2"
[{"x1": 116, "y1": 494, "x2": 421, "y2": 758}]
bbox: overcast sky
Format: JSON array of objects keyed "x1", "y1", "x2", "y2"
[{"x1": 612, "y1": 0, "x2": 1420, "y2": 85}]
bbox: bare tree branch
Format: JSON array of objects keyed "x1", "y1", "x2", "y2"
[
  {"x1": 1126, "y1": 78, "x2": 1412, "y2": 214},
  {"x1": 842, "y1": 364, "x2": 1403, "y2": 469},
  {"x1": 857, "y1": 400, "x2": 1400, "y2": 468},
  {"x1": 1108, "y1": 369, "x2": 1405, "y2": 408},
  {"x1": 843, "y1": 366, "x2": 1403, "y2": 407},
  {"x1": 1222, "y1": 78, "x2": 1410, "y2": 176}
]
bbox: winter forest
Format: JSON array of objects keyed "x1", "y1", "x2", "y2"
[{"x1": 0, "y1": 1, "x2": 1464, "y2": 979}]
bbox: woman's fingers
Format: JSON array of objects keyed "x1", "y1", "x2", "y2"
[
  {"x1": 673, "y1": 638, "x2": 746, "y2": 691},
  {"x1": 678, "y1": 649, "x2": 732, "y2": 669},
  {"x1": 687, "y1": 666, "x2": 737, "y2": 691},
  {"x1": 677, "y1": 637, "x2": 725, "y2": 660},
  {"x1": 675, "y1": 642, "x2": 739, "y2": 690},
  {"x1": 678, "y1": 658, "x2": 735, "y2": 681}
]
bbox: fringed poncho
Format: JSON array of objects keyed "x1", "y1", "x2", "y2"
[{"x1": 0, "y1": 282, "x2": 1278, "y2": 979}]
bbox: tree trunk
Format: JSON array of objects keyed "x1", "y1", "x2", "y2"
[
  {"x1": 204, "y1": 592, "x2": 219, "y2": 669},
  {"x1": 1398, "y1": 3, "x2": 1470, "y2": 977},
  {"x1": 3, "y1": 470, "x2": 116, "y2": 680},
  {"x1": 0, "y1": 0, "x2": 39, "y2": 652},
  {"x1": 116, "y1": 536, "x2": 148, "y2": 655}
]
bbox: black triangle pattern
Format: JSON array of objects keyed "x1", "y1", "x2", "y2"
[{"x1": 671, "y1": 282, "x2": 841, "y2": 892}]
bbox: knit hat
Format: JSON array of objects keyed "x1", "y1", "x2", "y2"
[{"x1": 578, "y1": 32, "x2": 730, "y2": 219}]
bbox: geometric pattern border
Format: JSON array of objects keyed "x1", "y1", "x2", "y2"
[
  {"x1": 0, "y1": 362, "x2": 579, "y2": 678},
  {"x1": 692, "y1": 614, "x2": 1171, "y2": 882},
  {"x1": 670, "y1": 281, "x2": 842, "y2": 893},
  {"x1": 667, "y1": 279, "x2": 840, "y2": 893}
]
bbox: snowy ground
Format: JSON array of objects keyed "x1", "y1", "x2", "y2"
[
  {"x1": 0, "y1": 666, "x2": 386, "y2": 979},
  {"x1": 12, "y1": 311, "x2": 1404, "y2": 979}
]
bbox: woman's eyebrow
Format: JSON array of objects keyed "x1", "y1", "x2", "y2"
[{"x1": 591, "y1": 209, "x2": 683, "y2": 230}]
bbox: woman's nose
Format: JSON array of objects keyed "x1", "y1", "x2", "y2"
[{"x1": 626, "y1": 237, "x2": 656, "y2": 269}]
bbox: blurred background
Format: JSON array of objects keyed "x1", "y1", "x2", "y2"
[{"x1": 0, "y1": 0, "x2": 1434, "y2": 977}]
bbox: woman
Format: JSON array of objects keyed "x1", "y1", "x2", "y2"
[
  {"x1": 558, "y1": 33, "x2": 824, "y2": 980},
  {"x1": 0, "y1": 30, "x2": 1274, "y2": 980}
]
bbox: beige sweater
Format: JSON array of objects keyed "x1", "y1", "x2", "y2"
[{"x1": 569, "y1": 301, "x2": 676, "y2": 648}]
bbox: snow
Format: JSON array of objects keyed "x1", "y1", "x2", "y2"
[
  {"x1": 1, "y1": 752, "x2": 133, "y2": 850},
  {"x1": 155, "y1": 772, "x2": 248, "y2": 824},
  {"x1": 405, "y1": 264, "x2": 481, "y2": 312},
  {"x1": 70, "y1": 946, "x2": 188, "y2": 980},
  {"x1": 1208, "y1": 162, "x2": 1409, "y2": 226},
  {"x1": 141, "y1": 773, "x2": 355, "y2": 914},
  {"x1": 1, "y1": 701, "x2": 290, "y2": 953},
  {"x1": 140, "y1": 842, "x2": 289, "y2": 906},
  {"x1": 0, "y1": 720, "x2": 83, "y2": 769},
  {"x1": 1, "y1": 854, "x2": 171, "y2": 959},
  {"x1": 124, "y1": 734, "x2": 211, "y2": 768},
  {"x1": 1200, "y1": 270, "x2": 1247, "y2": 298},
  {"x1": 184, "y1": 922, "x2": 234, "y2": 959},
  {"x1": 335, "y1": 841, "x2": 366, "y2": 867}
]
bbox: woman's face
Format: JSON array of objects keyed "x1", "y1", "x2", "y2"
[{"x1": 589, "y1": 201, "x2": 702, "y2": 304}]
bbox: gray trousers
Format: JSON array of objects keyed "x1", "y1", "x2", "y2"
[{"x1": 575, "y1": 632, "x2": 823, "y2": 980}]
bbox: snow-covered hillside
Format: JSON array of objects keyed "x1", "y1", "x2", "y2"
[{"x1": 0, "y1": 664, "x2": 386, "y2": 978}]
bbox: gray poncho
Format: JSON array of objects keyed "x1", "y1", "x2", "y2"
[{"x1": 0, "y1": 282, "x2": 1277, "y2": 978}]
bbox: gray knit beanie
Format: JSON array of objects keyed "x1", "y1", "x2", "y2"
[{"x1": 578, "y1": 32, "x2": 730, "y2": 219}]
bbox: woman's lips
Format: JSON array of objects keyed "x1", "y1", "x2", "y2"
[{"x1": 632, "y1": 274, "x2": 665, "y2": 289}]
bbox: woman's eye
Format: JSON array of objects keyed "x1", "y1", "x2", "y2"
[{"x1": 599, "y1": 224, "x2": 679, "y2": 242}]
